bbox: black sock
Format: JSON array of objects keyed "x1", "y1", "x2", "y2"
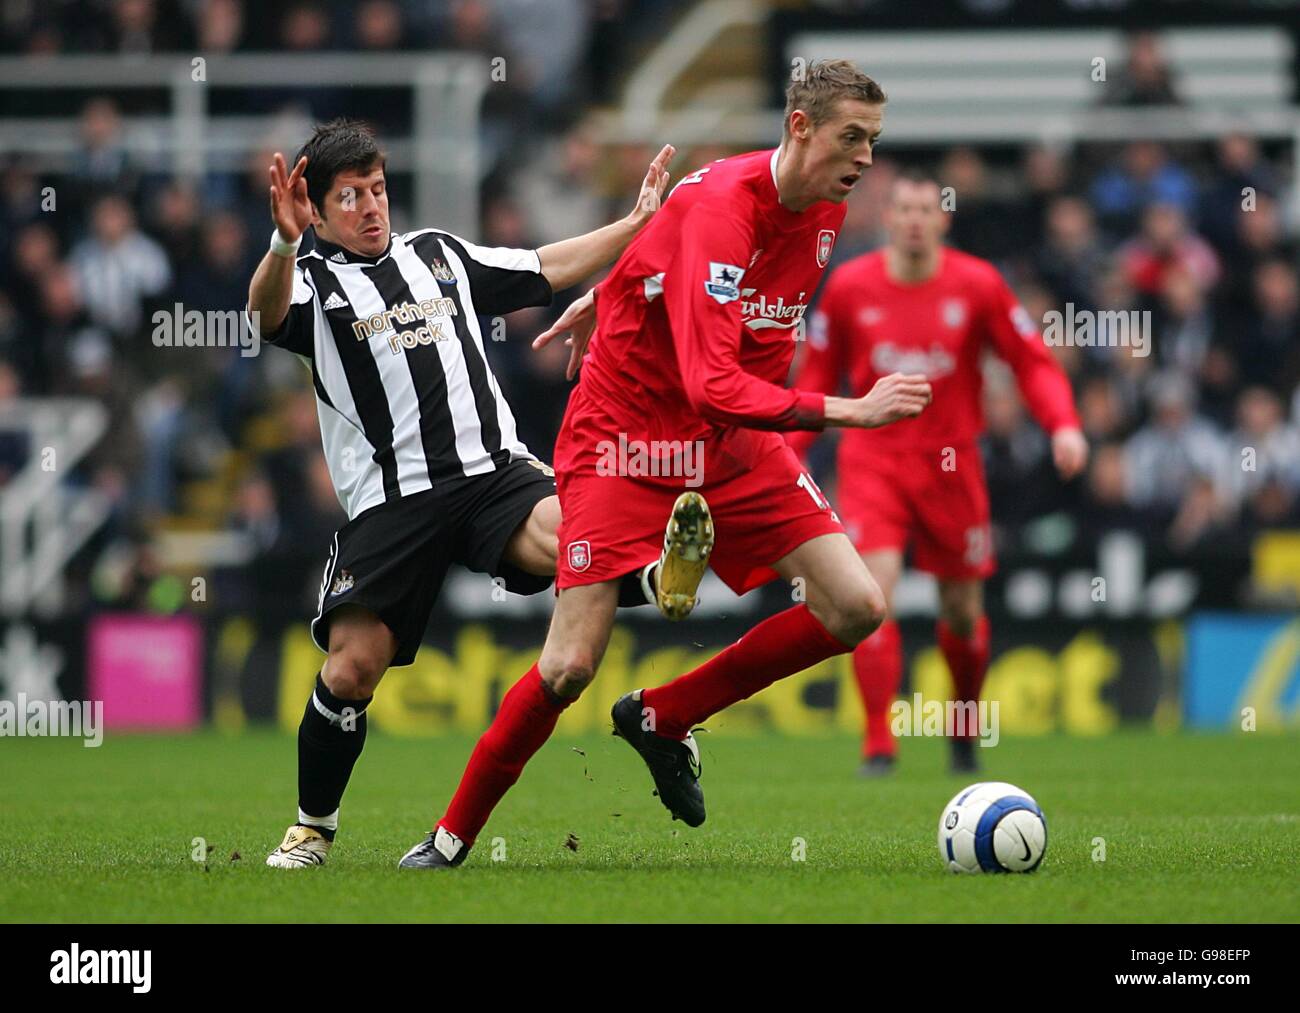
[
  {"x1": 616, "y1": 562, "x2": 656, "y2": 608},
  {"x1": 297, "y1": 673, "x2": 371, "y2": 832}
]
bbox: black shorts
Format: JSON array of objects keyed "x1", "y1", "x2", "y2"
[{"x1": 310, "y1": 458, "x2": 556, "y2": 666}]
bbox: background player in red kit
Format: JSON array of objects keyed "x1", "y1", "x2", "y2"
[
  {"x1": 398, "y1": 61, "x2": 935, "y2": 868},
  {"x1": 788, "y1": 175, "x2": 1089, "y2": 775}
]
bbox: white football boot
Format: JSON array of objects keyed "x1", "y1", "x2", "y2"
[{"x1": 265, "y1": 824, "x2": 332, "y2": 869}]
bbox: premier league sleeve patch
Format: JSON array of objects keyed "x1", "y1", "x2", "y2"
[{"x1": 704, "y1": 262, "x2": 746, "y2": 304}]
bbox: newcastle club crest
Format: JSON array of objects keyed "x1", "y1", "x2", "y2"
[{"x1": 330, "y1": 570, "x2": 355, "y2": 596}]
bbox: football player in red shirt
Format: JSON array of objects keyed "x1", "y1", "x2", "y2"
[
  {"x1": 398, "y1": 61, "x2": 935, "y2": 868},
  {"x1": 788, "y1": 175, "x2": 1089, "y2": 774}
]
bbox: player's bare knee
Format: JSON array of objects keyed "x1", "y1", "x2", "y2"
[
  {"x1": 939, "y1": 584, "x2": 983, "y2": 638},
  {"x1": 543, "y1": 664, "x2": 596, "y2": 699},
  {"x1": 539, "y1": 652, "x2": 598, "y2": 700},
  {"x1": 941, "y1": 608, "x2": 981, "y2": 639},
  {"x1": 824, "y1": 582, "x2": 887, "y2": 645},
  {"x1": 323, "y1": 649, "x2": 386, "y2": 700}
]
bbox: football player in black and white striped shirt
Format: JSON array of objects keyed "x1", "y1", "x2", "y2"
[{"x1": 251, "y1": 120, "x2": 698, "y2": 868}]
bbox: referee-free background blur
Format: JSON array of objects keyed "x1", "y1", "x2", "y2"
[{"x1": 0, "y1": 1, "x2": 1297, "y2": 747}]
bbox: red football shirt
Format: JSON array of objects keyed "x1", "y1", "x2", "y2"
[
  {"x1": 570, "y1": 149, "x2": 845, "y2": 458},
  {"x1": 787, "y1": 247, "x2": 1079, "y2": 461}
]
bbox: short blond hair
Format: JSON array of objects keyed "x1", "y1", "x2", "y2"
[{"x1": 784, "y1": 59, "x2": 886, "y2": 139}]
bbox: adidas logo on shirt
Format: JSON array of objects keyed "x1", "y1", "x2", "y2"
[
  {"x1": 330, "y1": 251, "x2": 347, "y2": 263},
  {"x1": 322, "y1": 291, "x2": 349, "y2": 311}
]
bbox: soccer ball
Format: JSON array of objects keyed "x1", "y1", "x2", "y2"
[{"x1": 937, "y1": 781, "x2": 1047, "y2": 874}]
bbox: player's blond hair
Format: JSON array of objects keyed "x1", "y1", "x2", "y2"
[{"x1": 783, "y1": 59, "x2": 886, "y2": 139}]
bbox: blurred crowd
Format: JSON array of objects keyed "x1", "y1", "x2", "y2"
[
  {"x1": 0, "y1": 12, "x2": 1297, "y2": 621},
  {"x1": 0, "y1": 0, "x2": 679, "y2": 102},
  {"x1": 0, "y1": 0, "x2": 684, "y2": 617}
]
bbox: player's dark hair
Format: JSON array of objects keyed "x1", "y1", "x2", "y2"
[
  {"x1": 295, "y1": 118, "x2": 386, "y2": 217},
  {"x1": 784, "y1": 59, "x2": 886, "y2": 139}
]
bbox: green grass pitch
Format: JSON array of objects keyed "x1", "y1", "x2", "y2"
[{"x1": 2, "y1": 729, "x2": 1296, "y2": 922}]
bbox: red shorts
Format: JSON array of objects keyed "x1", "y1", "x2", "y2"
[
  {"x1": 836, "y1": 443, "x2": 995, "y2": 580},
  {"x1": 554, "y1": 407, "x2": 845, "y2": 592}
]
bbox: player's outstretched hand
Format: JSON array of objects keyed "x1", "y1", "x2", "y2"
[
  {"x1": 853, "y1": 372, "x2": 932, "y2": 428},
  {"x1": 1051, "y1": 427, "x2": 1089, "y2": 480},
  {"x1": 627, "y1": 144, "x2": 675, "y2": 226},
  {"x1": 269, "y1": 153, "x2": 312, "y2": 242},
  {"x1": 533, "y1": 288, "x2": 596, "y2": 380}
]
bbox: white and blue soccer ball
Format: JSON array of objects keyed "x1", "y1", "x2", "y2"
[{"x1": 937, "y1": 781, "x2": 1047, "y2": 874}]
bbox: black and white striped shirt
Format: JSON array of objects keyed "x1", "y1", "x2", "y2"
[{"x1": 253, "y1": 229, "x2": 552, "y2": 519}]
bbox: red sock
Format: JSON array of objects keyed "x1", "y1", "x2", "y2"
[
  {"x1": 439, "y1": 665, "x2": 572, "y2": 845},
  {"x1": 937, "y1": 616, "x2": 990, "y2": 742},
  {"x1": 853, "y1": 619, "x2": 902, "y2": 759},
  {"x1": 642, "y1": 605, "x2": 849, "y2": 740}
]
